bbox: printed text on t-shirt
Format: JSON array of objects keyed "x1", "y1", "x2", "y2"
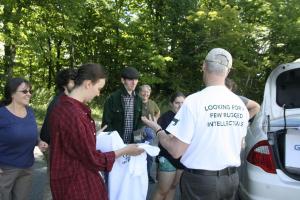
[{"x1": 204, "y1": 104, "x2": 245, "y2": 127}]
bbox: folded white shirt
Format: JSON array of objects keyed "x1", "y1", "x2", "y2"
[
  {"x1": 96, "y1": 130, "x2": 160, "y2": 200},
  {"x1": 96, "y1": 131, "x2": 125, "y2": 152}
]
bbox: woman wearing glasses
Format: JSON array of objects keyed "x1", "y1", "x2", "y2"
[{"x1": 0, "y1": 77, "x2": 48, "y2": 200}]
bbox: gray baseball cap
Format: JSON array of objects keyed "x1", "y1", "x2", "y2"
[{"x1": 205, "y1": 48, "x2": 232, "y2": 69}]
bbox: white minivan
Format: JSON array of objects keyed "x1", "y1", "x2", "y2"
[{"x1": 238, "y1": 60, "x2": 300, "y2": 200}]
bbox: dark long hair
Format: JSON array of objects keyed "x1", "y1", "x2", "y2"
[
  {"x1": 170, "y1": 92, "x2": 185, "y2": 103},
  {"x1": 55, "y1": 68, "x2": 77, "y2": 93},
  {"x1": 74, "y1": 63, "x2": 107, "y2": 86},
  {"x1": 0, "y1": 78, "x2": 31, "y2": 107}
]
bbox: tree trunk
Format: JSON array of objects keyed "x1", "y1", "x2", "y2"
[
  {"x1": 3, "y1": 44, "x2": 15, "y2": 79},
  {"x1": 55, "y1": 40, "x2": 62, "y2": 72},
  {"x1": 3, "y1": 3, "x2": 15, "y2": 79},
  {"x1": 69, "y1": 41, "x2": 75, "y2": 68},
  {"x1": 47, "y1": 38, "x2": 54, "y2": 89}
]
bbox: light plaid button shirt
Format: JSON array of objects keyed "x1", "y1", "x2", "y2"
[{"x1": 122, "y1": 93, "x2": 135, "y2": 143}]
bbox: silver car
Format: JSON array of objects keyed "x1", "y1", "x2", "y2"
[{"x1": 239, "y1": 60, "x2": 300, "y2": 200}]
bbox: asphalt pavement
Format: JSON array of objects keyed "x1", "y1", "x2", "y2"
[
  {"x1": 30, "y1": 148, "x2": 51, "y2": 200},
  {"x1": 30, "y1": 147, "x2": 179, "y2": 200}
]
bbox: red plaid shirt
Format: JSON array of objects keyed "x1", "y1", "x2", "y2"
[{"x1": 49, "y1": 95, "x2": 115, "y2": 200}]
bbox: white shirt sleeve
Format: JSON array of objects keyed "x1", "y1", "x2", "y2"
[{"x1": 166, "y1": 102, "x2": 195, "y2": 144}]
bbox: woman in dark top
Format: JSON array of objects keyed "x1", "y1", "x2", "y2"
[
  {"x1": 152, "y1": 92, "x2": 185, "y2": 200},
  {"x1": 0, "y1": 78, "x2": 48, "y2": 200}
]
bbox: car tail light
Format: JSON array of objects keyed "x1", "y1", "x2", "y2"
[{"x1": 247, "y1": 140, "x2": 276, "y2": 174}]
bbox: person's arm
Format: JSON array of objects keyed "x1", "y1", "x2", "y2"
[
  {"x1": 155, "y1": 110, "x2": 160, "y2": 120},
  {"x1": 239, "y1": 95, "x2": 260, "y2": 119},
  {"x1": 40, "y1": 115, "x2": 50, "y2": 144},
  {"x1": 54, "y1": 112, "x2": 116, "y2": 172},
  {"x1": 101, "y1": 96, "x2": 114, "y2": 131},
  {"x1": 157, "y1": 129, "x2": 188, "y2": 158},
  {"x1": 153, "y1": 101, "x2": 160, "y2": 120},
  {"x1": 246, "y1": 99, "x2": 260, "y2": 119},
  {"x1": 136, "y1": 97, "x2": 144, "y2": 129},
  {"x1": 30, "y1": 107, "x2": 48, "y2": 151},
  {"x1": 114, "y1": 144, "x2": 144, "y2": 158},
  {"x1": 53, "y1": 111, "x2": 143, "y2": 173},
  {"x1": 37, "y1": 140, "x2": 48, "y2": 152},
  {"x1": 141, "y1": 116, "x2": 188, "y2": 158},
  {"x1": 40, "y1": 95, "x2": 60, "y2": 144}
]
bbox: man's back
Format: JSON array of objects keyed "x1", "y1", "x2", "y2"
[
  {"x1": 142, "y1": 48, "x2": 249, "y2": 199},
  {"x1": 167, "y1": 85, "x2": 249, "y2": 170}
]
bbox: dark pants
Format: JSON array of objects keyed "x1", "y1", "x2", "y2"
[{"x1": 180, "y1": 170, "x2": 239, "y2": 200}]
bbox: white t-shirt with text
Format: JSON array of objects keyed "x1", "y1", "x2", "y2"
[{"x1": 166, "y1": 86, "x2": 249, "y2": 170}]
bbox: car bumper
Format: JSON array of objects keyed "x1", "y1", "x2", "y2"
[{"x1": 239, "y1": 164, "x2": 300, "y2": 200}]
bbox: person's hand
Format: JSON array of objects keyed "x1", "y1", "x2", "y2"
[
  {"x1": 148, "y1": 114, "x2": 157, "y2": 122},
  {"x1": 38, "y1": 141, "x2": 48, "y2": 152},
  {"x1": 141, "y1": 116, "x2": 161, "y2": 133},
  {"x1": 115, "y1": 144, "x2": 144, "y2": 158},
  {"x1": 124, "y1": 144, "x2": 144, "y2": 156}
]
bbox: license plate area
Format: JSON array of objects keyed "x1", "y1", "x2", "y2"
[{"x1": 285, "y1": 129, "x2": 300, "y2": 175}]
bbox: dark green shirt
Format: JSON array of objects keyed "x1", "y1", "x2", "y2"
[{"x1": 101, "y1": 86, "x2": 143, "y2": 143}]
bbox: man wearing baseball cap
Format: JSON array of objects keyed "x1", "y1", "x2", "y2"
[
  {"x1": 142, "y1": 48, "x2": 249, "y2": 199},
  {"x1": 102, "y1": 67, "x2": 143, "y2": 144}
]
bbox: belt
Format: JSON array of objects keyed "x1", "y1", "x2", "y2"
[{"x1": 185, "y1": 167, "x2": 237, "y2": 176}]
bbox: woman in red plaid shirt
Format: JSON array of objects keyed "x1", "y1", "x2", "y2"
[{"x1": 49, "y1": 63, "x2": 144, "y2": 200}]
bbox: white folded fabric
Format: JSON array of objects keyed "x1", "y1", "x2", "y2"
[
  {"x1": 138, "y1": 143, "x2": 160, "y2": 156},
  {"x1": 96, "y1": 131, "x2": 160, "y2": 200},
  {"x1": 96, "y1": 131, "x2": 125, "y2": 152}
]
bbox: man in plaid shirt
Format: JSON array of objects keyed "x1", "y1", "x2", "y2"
[{"x1": 102, "y1": 67, "x2": 143, "y2": 144}]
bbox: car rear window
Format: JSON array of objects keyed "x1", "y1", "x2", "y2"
[{"x1": 276, "y1": 68, "x2": 300, "y2": 108}]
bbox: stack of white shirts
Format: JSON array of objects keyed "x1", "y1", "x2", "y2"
[{"x1": 96, "y1": 131, "x2": 160, "y2": 200}]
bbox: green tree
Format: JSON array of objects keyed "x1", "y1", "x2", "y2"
[{"x1": 1, "y1": 0, "x2": 300, "y2": 108}]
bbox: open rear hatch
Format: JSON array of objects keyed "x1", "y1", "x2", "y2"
[
  {"x1": 269, "y1": 125, "x2": 300, "y2": 180},
  {"x1": 262, "y1": 62, "x2": 300, "y2": 180}
]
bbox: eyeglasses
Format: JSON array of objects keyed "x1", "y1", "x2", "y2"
[{"x1": 17, "y1": 89, "x2": 33, "y2": 94}]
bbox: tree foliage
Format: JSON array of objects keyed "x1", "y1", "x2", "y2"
[{"x1": 1, "y1": 0, "x2": 299, "y2": 106}]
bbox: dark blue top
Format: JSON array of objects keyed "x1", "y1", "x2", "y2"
[
  {"x1": 157, "y1": 110, "x2": 185, "y2": 169},
  {"x1": 0, "y1": 106, "x2": 38, "y2": 168}
]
